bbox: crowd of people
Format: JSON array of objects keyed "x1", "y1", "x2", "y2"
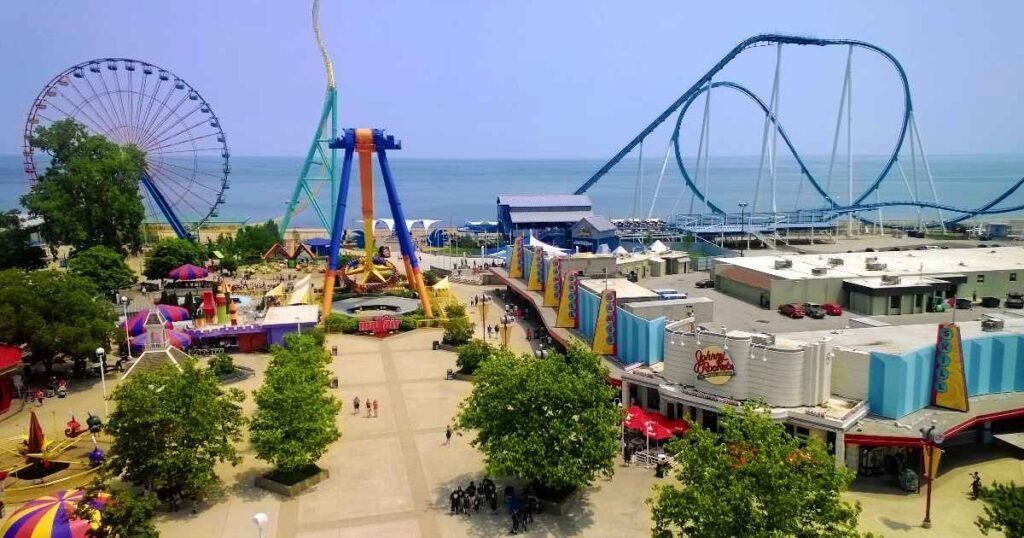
[
  {"x1": 448, "y1": 479, "x2": 541, "y2": 534},
  {"x1": 613, "y1": 218, "x2": 668, "y2": 233}
]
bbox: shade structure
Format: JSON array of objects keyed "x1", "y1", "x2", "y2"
[
  {"x1": 647, "y1": 411, "x2": 690, "y2": 436},
  {"x1": 131, "y1": 329, "x2": 192, "y2": 350},
  {"x1": 643, "y1": 420, "x2": 674, "y2": 441},
  {"x1": 26, "y1": 412, "x2": 44, "y2": 457},
  {"x1": 157, "y1": 304, "x2": 191, "y2": 322},
  {"x1": 1, "y1": 489, "x2": 108, "y2": 538},
  {"x1": 624, "y1": 406, "x2": 649, "y2": 431},
  {"x1": 168, "y1": 263, "x2": 208, "y2": 281},
  {"x1": 119, "y1": 309, "x2": 173, "y2": 337}
]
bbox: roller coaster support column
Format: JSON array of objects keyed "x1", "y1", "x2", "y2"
[
  {"x1": 356, "y1": 130, "x2": 377, "y2": 271},
  {"x1": 321, "y1": 130, "x2": 355, "y2": 321},
  {"x1": 375, "y1": 131, "x2": 434, "y2": 318}
]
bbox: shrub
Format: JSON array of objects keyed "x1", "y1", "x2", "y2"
[
  {"x1": 209, "y1": 352, "x2": 235, "y2": 376},
  {"x1": 324, "y1": 313, "x2": 360, "y2": 334},
  {"x1": 443, "y1": 316, "x2": 474, "y2": 346},
  {"x1": 456, "y1": 339, "x2": 493, "y2": 375},
  {"x1": 421, "y1": 270, "x2": 441, "y2": 287},
  {"x1": 444, "y1": 302, "x2": 467, "y2": 319}
]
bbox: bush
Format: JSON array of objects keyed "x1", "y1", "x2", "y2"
[
  {"x1": 324, "y1": 313, "x2": 360, "y2": 334},
  {"x1": 444, "y1": 302, "x2": 467, "y2": 319},
  {"x1": 209, "y1": 352, "x2": 235, "y2": 376},
  {"x1": 443, "y1": 316, "x2": 474, "y2": 346},
  {"x1": 421, "y1": 270, "x2": 441, "y2": 287},
  {"x1": 456, "y1": 339, "x2": 493, "y2": 375}
]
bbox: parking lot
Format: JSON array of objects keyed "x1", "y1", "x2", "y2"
[{"x1": 642, "y1": 268, "x2": 1024, "y2": 336}]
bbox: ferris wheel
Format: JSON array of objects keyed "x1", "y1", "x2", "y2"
[{"x1": 23, "y1": 58, "x2": 230, "y2": 240}]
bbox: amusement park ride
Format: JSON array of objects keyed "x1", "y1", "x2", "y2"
[
  {"x1": 578, "y1": 34, "x2": 1024, "y2": 232},
  {"x1": 24, "y1": 58, "x2": 231, "y2": 240}
]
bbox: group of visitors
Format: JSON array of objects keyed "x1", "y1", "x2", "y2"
[
  {"x1": 447, "y1": 479, "x2": 541, "y2": 534},
  {"x1": 351, "y1": 396, "x2": 379, "y2": 418}
]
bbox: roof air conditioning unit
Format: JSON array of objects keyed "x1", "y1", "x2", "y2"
[
  {"x1": 828, "y1": 257, "x2": 844, "y2": 266},
  {"x1": 866, "y1": 262, "x2": 887, "y2": 271},
  {"x1": 811, "y1": 267, "x2": 828, "y2": 276},
  {"x1": 751, "y1": 334, "x2": 776, "y2": 346},
  {"x1": 981, "y1": 315, "x2": 1005, "y2": 332},
  {"x1": 881, "y1": 275, "x2": 901, "y2": 285},
  {"x1": 774, "y1": 259, "x2": 793, "y2": 269}
]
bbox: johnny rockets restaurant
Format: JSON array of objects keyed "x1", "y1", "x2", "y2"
[{"x1": 624, "y1": 315, "x2": 1024, "y2": 486}]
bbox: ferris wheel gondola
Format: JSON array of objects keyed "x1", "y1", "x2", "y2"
[{"x1": 24, "y1": 58, "x2": 230, "y2": 240}]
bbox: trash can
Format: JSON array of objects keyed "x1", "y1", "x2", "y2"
[
  {"x1": 331, "y1": 345, "x2": 338, "y2": 356},
  {"x1": 433, "y1": 341, "x2": 440, "y2": 350},
  {"x1": 330, "y1": 376, "x2": 339, "y2": 389}
]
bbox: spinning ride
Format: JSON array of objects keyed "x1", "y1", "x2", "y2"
[
  {"x1": 24, "y1": 58, "x2": 231, "y2": 240},
  {"x1": 321, "y1": 129, "x2": 433, "y2": 319}
]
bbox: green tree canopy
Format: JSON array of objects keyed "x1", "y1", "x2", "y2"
[
  {"x1": 22, "y1": 119, "x2": 146, "y2": 255},
  {"x1": 456, "y1": 344, "x2": 620, "y2": 490},
  {"x1": 69, "y1": 245, "x2": 136, "y2": 293},
  {"x1": 219, "y1": 255, "x2": 239, "y2": 274},
  {"x1": 106, "y1": 361, "x2": 246, "y2": 498},
  {"x1": 233, "y1": 219, "x2": 279, "y2": 263},
  {"x1": 456, "y1": 339, "x2": 493, "y2": 375},
  {"x1": 75, "y1": 475, "x2": 160, "y2": 538},
  {"x1": 977, "y1": 480, "x2": 1024, "y2": 537},
  {"x1": 143, "y1": 238, "x2": 202, "y2": 280},
  {"x1": 0, "y1": 269, "x2": 115, "y2": 371},
  {"x1": 649, "y1": 401, "x2": 866, "y2": 538},
  {"x1": 442, "y1": 316, "x2": 474, "y2": 346},
  {"x1": 0, "y1": 210, "x2": 45, "y2": 270},
  {"x1": 250, "y1": 333, "x2": 340, "y2": 477}
]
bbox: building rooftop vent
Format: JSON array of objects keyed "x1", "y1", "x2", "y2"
[
  {"x1": 774, "y1": 259, "x2": 793, "y2": 269},
  {"x1": 866, "y1": 261, "x2": 888, "y2": 271},
  {"x1": 881, "y1": 274, "x2": 901, "y2": 285},
  {"x1": 982, "y1": 315, "x2": 1005, "y2": 332},
  {"x1": 828, "y1": 257, "x2": 844, "y2": 266},
  {"x1": 751, "y1": 333, "x2": 776, "y2": 346},
  {"x1": 811, "y1": 267, "x2": 828, "y2": 276}
]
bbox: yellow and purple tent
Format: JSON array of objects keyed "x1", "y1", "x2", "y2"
[{"x1": 1, "y1": 489, "x2": 108, "y2": 538}]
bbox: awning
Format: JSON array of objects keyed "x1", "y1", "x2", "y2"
[
  {"x1": 432, "y1": 276, "x2": 450, "y2": 290},
  {"x1": 0, "y1": 346, "x2": 22, "y2": 374},
  {"x1": 994, "y1": 433, "x2": 1024, "y2": 452}
]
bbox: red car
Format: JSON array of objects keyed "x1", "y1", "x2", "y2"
[
  {"x1": 823, "y1": 303, "x2": 843, "y2": 316},
  {"x1": 779, "y1": 303, "x2": 805, "y2": 318}
]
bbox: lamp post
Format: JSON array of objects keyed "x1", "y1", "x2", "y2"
[
  {"x1": 479, "y1": 295, "x2": 489, "y2": 340},
  {"x1": 252, "y1": 512, "x2": 269, "y2": 538},
  {"x1": 120, "y1": 295, "x2": 132, "y2": 360},
  {"x1": 920, "y1": 422, "x2": 943, "y2": 529},
  {"x1": 295, "y1": 316, "x2": 301, "y2": 335},
  {"x1": 738, "y1": 202, "x2": 748, "y2": 256},
  {"x1": 94, "y1": 347, "x2": 109, "y2": 415},
  {"x1": 501, "y1": 315, "x2": 512, "y2": 349}
]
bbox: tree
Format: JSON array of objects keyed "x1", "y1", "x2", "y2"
[
  {"x1": 69, "y1": 246, "x2": 136, "y2": 293},
  {"x1": 456, "y1": 339, "x2": 492, "y2": 375},
  {"x1": 143, "y1": 238, "x2": 202, "y2": 280},
  {"x1": 233, "y1": 220, "x2": 280, "y2": 263},
  {"x1": 106, "y1": 361, "x2": 246, "y2": 499},
  {"x1": 75, "y1": 476, "x2": 160, "y2": 538},
  {"x1": 208, "y1": 352, "x2": 235, "y2": 376},
  {"x1": 0, "y1": 269, "x2": 115, "y2": 372},
  {"x1": 649, "y1": 401, "x2": 865, "y2": 538},
  {"x1": 0, "y1": 210, "x2": 45, "y2": 270},
  {"x1": 444, "y1": 302, "x2": 467, "y2": 319},
  {"x1": 22, "y1": 119, "x2": 146, "y2": 255},
  {"x1": 250, "y1": 333, "x2": 340, "y2": 481},
  {"x1": 219, "y1": 255, "x2": 239, "y2": 274},
  {"x1": 442, "y1": 316, "x2": 474, "y2": 346},
  {"x1": 456, "y1": 345, "x2": 620, "y2": 490},
  {"x1": 421, "y1": 270, "x2": 440, "y2": 287},
  {"x1": 977, "y1": 481, "x2": 1024, "y2": 537}
]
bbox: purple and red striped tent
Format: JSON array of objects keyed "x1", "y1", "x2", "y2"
[
  {"x1": 130, "y1": 329, "x2": 193, "y2": 351},
  {"x1": 167, "y1": 263, "x2": 208, "y2": 281},
  {"x1": 0, "y1": 489, "x2": 109, "y2": 538},
  {"x1": 119, "y1": 308, "x2": 180, "y2": 337},
  {"x1": 157, "y1": 304, "x2": 191, "y2": 322}
]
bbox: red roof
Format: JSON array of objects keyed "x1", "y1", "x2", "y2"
[{"x1": 0, "y1": 346, "x2": 22, "y2": 372}]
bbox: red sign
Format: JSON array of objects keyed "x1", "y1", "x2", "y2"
[
  {"x1": 693, "y1": 345, "x2": 736, "y2": 385},
  {"x1": 358, "y1": 316, "x2": 401, "y2": 337}
]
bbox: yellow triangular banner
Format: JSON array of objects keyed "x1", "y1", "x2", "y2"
[
  {"x1": 527, "y1": 247, "x2": 544, "y2": 291},
  {"x1": 592, "y1": 289, "x2": 617, "y2": 356},
  {"x1": 555, "y1": 271, "x2": 578, "y2": 328},
  {"x1": 543, "y1": 256, "x2": 561, "y2": 307}
]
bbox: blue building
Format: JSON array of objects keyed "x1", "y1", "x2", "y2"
[
  {"x1": 571, "y1": 215, "x2": 619, "y2": 253},
  {"x1": 496, "y1": 194, "x2": 593, "y2": 248}
]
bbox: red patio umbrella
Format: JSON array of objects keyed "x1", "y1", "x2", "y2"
[
  {"x1": 624, "y1": 405, "x2": 649, "y2": 431},
  {"x1": 167, "y1": 263, "x2": 208, "y2": 281},
  {"x1": 647, "y1": 411, "x2": 690, "y2": 436},
  {"x1": 643, "y1": 420, "x2": 673, "y2": 441}
]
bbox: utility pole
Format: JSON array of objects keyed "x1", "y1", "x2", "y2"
[{"x1": 738, "y1": 201, "x2": 748, "y2": 256}]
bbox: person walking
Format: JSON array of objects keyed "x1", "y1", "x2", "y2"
[
  {"x1": 372, "y1": 399, "x2": 379, "y2": 417},
  {"x1": 971, "y1": 471, "x2": 983, "y2": 500},
  {"x1": 449, "y1": 487, "x2": 462, "y2": 514},
  {"x1": 366, "y1": 397, "x2": 372, "y2": 418},
  {"x1": 445, "y1": 425, "x2": 453, "y2": 446},
  {"x1": 352, "y1": 396, "x2": 360, "y2": 415},
  {"x1": 33, "y1": 389, "x2": 44, "y2": 407}
]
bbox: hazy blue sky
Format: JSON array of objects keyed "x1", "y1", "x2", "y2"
[{"x1": 2, "y1": 0, "x2": 1023, "y2": 158}]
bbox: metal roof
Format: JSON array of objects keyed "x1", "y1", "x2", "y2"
[
  {"x1": 509, "y1": 210, "x2": 593, "y2": 224},
  {"x1": 578, "y1": 215, "x2": 617, "y2": 232},
  {"x1": 498, "y1": 194, "x2": 592, "y2": 209}
]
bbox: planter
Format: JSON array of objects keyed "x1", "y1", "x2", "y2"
[
  {"x1": 217, "y1": 365, "x2": 255, "y2": 385},
  {"x1": 254, "y1": 465, "x2": 329, "y2": 497},
  {"x1": 452, "y1": 371, "x2": 477, "y2": 382},
  {"x1": 434, "y1": 341, "x2": 458, "y2": 352},
  {"x1": 535, "y1": 484, "x2": 582, "y2": 516}
]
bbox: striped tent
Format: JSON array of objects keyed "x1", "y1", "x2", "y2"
[
  {"x1": 168, "y1": 263, "x2": 208, "y2": 281},
  {"x1": 1, "y1": 489, "x2": 108, "y2": 538},
  {"x1": 119, "y1": 309, "x2": 172, "y2": 337},
  {"x1": 130, "y1": 329, "x2": 193, "y2": 351}
]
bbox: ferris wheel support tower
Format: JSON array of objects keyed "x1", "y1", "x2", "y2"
[{"x1": 280, "y1": 0, "x2": 340, "y2": 236}]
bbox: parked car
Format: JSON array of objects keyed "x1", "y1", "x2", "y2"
[
  {"x1": 695, "y1": 279, "x2": 714, "y2": 289},
  {"x1": 802, "y1": 303, "x2": 826, "y2": 319},
  {"x1": 1006, "y1": 291, "x2": 1024, "y2": 309},
  {"x1": 779, "y1": 303, "x2": 805, "y2": 318},
  {"x1": 822, "y1": 303, "x2": 843, "y2": 316}
]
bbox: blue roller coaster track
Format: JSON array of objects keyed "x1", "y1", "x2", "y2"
[{"x1": 574, "y1": 34, "x2": 1024, "y2": 226}]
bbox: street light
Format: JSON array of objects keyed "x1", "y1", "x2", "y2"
[
  {"x1": 94, "y1": 347, "x2": 109, "y2": 415},
  {"x1": 295, "y1": 316, "x2": 301, "y2": 335},
  {"x1": 252, "y1": 512, "x2": 269, "y2": 538},
  {"x1": 738, "y1": 202, "x2": 749, "y2": 257},
  {"x1": 120, "y1": 296, "x2": 132, "y2": 360},
  {"x1": 920, "y1": 422, "x2": 943, "y2": 529}
]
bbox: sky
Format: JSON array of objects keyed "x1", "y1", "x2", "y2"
[{"x1": 2, "y1": 0, "x2": 1024, "y2": 159}]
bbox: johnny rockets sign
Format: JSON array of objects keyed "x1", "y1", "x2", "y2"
[{"x1": 693, "y1": 345, "x2": 736, "y2": 385}]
